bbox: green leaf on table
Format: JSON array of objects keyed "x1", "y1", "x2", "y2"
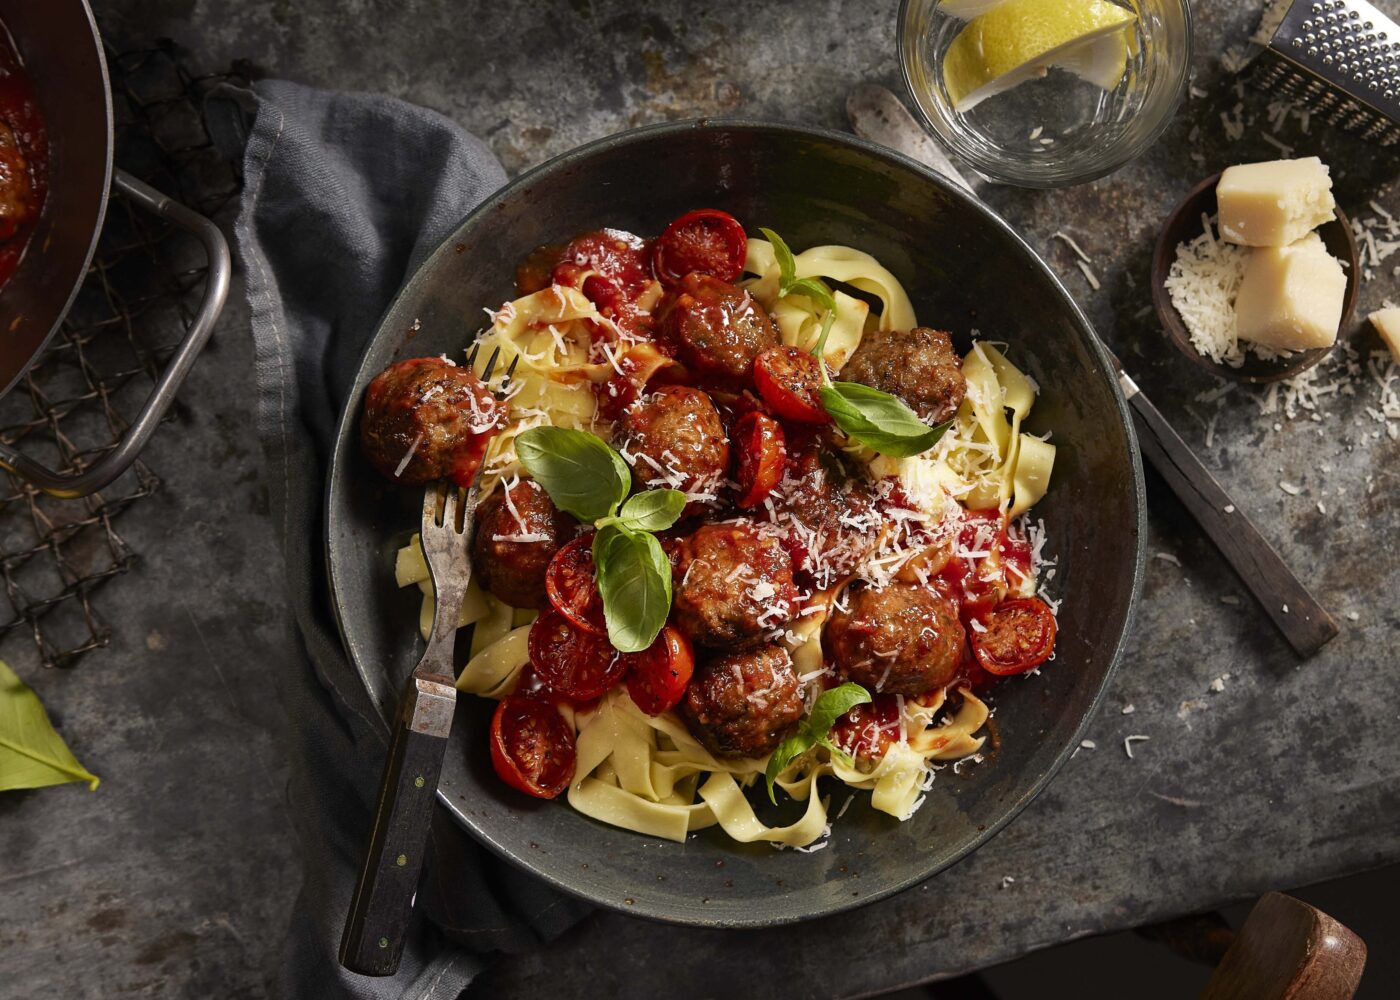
[
  {"x1": 592, "y1": 524, "x2": 673, "y2": 654},
  {"x1": 516, "y1": 425, "x2": 630, "y2": 523},
  {"x1": 0, "y1": 660, "x2": 99, "y2": 793},
  {"x1": 764, "y1": 682, "x2": 871, "y2": 804},
  {"x1": 616, "y1": 489, "x2": 686, "y2": 533},
  {"x1": 819, "y1": 382, "x2": 951, "y2": 458}
]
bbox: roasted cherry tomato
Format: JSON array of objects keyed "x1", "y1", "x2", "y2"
[
  {"x1": 753, "y1": 345, "x2": 830, "y2": 424},
  {"x1": 545, "y1": 534, "x2": 607, "y2": 635},
  {"x1": 970, "y1": 597, "x2": 1058, "y2": 676},
  {"x1": 552, "y1": 229, "x2": 654, "y2": 338},
  {"x1": 829, "y1": 693, "x2": 901, "y2": 763},
  {"x1": 528, "y1": 607, "x2": 628, "y2": 701},
  {"x1": 732, "y1": 411, "x2": 786, "y2": 509},
  {"x1": 625, "y1": 625, "x2": 695, "y2": 715},
  {"x1": 489, "y1": 695, "x2": 576, "y2": 799},
  {"x1": 652, "y1": 208, "x2": 748, "y2": 286}
]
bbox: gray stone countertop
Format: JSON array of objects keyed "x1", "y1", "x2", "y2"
[{"x1": 4, "y1": 1, "x2": 1397, "y2": 997}]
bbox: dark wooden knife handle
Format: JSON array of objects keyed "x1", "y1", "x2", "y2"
[
  {"x1": 339, "y1": 674, "x2": 456, "y2": 976},
  {"x1": 1126, "y1": 382, "x2": 1338, "y2": 658}
]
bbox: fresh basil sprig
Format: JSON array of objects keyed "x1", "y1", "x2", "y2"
[
  {"x1": 759, "y1": 227, "x2": 951, "y2": 459},
  {"x1": 515, "y1": 425, "x2": 631, "y2": 523},
  {"x1": 516, "y1": 426, "x2": 684, "y2": 653},
  {"x1": 593, "y1": 523, "x2": 673, "y2": 653},
  {"x1": 764, "y1": 682, "x2": 872, "y2": 804}
]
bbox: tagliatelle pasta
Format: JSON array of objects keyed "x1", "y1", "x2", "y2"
[{"x1": 374, "y1": 215, "x2": 1060, "y2": 848}]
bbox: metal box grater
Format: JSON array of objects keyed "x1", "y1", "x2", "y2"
[{"x1": 1250, "y1": 0, "x2": 1400, "y2": 146}]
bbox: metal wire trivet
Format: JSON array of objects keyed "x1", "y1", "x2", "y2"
[{"x1": 0, "y1": 41, "x2": 245, "y2": 669}]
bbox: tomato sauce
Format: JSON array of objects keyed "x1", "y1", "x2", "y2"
[{"x1": 0, "y1": 27, "x2": 47, "y2": 290}]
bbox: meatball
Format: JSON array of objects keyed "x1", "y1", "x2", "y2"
[
  {"x1": 767, "y1": 439, "x2": 880, "y2": 589},
  {"x1": 361, "y1": 356, "x2": 503, "y2": 487},
  {"x1": 616, "y1": 385, "x2": 729, "y2": 509},
  {"x1": 842, "y1": 326, "x2": 966, "y2": 424},
  {"x1": 660, "y1": 273, "x2": 779, "y2": 381},
  {"x1": 672, "y1": 521, "x2": 797, "y2": 647},
  {"x1": 472, "y1": 478, "x2": 574, "y2": 608},
  {"x1": 825, "y1": 582, "x2": 964, "y2": 696},
  {"x1": 681, "y1": 645, "x2": 804, "y2": 759}
]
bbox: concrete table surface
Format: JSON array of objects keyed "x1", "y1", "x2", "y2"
[{"x1": 4, "y1": 1, "x2": 1398, "y2": 998}]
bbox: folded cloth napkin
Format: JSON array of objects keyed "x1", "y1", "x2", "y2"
[{"x1": 206, "y1": 80, "x2": 593, "y2": 1000}]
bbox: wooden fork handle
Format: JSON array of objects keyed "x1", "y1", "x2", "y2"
[
  {"x1": 339, "y1": 672, "x2": 456, "y2": 976},
  {"x1": 1122, "y1": 375, "x2": 1338, "y2": 658}
]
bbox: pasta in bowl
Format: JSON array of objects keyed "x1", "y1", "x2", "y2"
[
  {"x1": 326, "y1": 120, "x2": 1143, "y2": 926},
  {"x1": 375, "y1": 215, "x2": 1060, "y2": 849}
]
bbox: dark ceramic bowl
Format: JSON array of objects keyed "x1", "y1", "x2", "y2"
[{"x1": 326, "y1": 120, "x2": 1145, "y2": 928}]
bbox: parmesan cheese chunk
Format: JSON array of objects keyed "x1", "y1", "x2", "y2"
[
  {"x1": 1217, "y1": 157, "x2": 1336, "y2": 247},
  {"x1": 1369, "y1": 308, "x2": 1400, "y2": 363},
  {"x1": 1234, "y1": 233, "x2": 1345, "y2": 351}
]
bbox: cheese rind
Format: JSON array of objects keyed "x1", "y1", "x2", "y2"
[
  {"x1": 1216, "y1": 157, "x2": 1336, "y2": 247},
  {"x1": 1233, "y1": 233, "x2": 1346, "y2": 351},
  {"x1": 1369, "y1": 308, "x2": 1400, "y2": 363}
]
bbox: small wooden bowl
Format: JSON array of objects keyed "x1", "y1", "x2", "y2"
[{"x1": 1151, "y1": 171, "x2": 1360, "y2": 384}]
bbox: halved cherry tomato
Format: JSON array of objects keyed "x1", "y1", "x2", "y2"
[
  {"x1": 652, "y1": 208, "x2": 748, "y2": 286},
  {"x1": 829, "y1": 693, "x2": 902, "y2": 763},
  {"x1": 753, "y1": 346, "x2": 830, "y2": 424},
  {"x1": 528, "y1": 607, "x2": 628, "y2": 701},
  {"x1": 552, "y1": 229, "x2": 652, "y2": 298},
  {"x1": 970, "y1": 597, "x2": 1058, "y2": 676},
  {"x1": 489, "y1": 694, "x2": 576, "y2": 799},
  {"x1": 625, "y1": 625, "x2": 695, "y2": 715},
  {"x1": 732, "y1": 411, "x2": 786, "y2": 509},
  {"x1": 545, "y1": 534, "x2": 607, "y2": 635}
]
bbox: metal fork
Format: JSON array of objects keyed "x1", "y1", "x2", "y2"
[{"x1": 340, "y1": 346, "x2": 513, "y2": 976}]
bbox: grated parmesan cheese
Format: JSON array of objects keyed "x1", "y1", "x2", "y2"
[{"x1": 1164, "y1": 215, "x2": 1250, "y2": 366}]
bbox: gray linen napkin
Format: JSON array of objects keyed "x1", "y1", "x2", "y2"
[{"x1": 207, "y1": 80, "x2": 593, "y2": 1000}]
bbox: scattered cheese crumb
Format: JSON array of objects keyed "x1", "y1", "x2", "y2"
[
  {"x1": 1077, "y1": 259, "x2": 1100, "y2": 290},
  {"x1": 1080, "y1": 739, "x2": 1096, "y2": 750},
  {"x1": 1279, "y1": 480, "x2": 1302, "y2": 495},
  {"x1": 1124, "y1": 735, "x2": 1151, "y2": 759},
  {"x1": 1122, "y1": 703, "x2": 1136, "y2": 715},
  {"x1": 1224, "y1": 504, "x2": 1236, "y2": 513},
  {"x1": 1282, "y1": 604, "x2": 1290, "y2": 614},
  {"x1": 1346, "y1": 611, "x2": 1360, "y2": 622},
  {"x1": 1000, "y1": 875, "x2": 1016, "y2": 889},
  {"x1": 1221, "y1": 595, "x2": 1242, "y2": 606},
  {"x1": 1054, "y1": 231, "x2": 1092, "y2": 264},
  {"x1": 1209, "y1": 677, "x2": 1226, "y2": 693}
]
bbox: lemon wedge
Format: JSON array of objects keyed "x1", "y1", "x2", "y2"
[{"x1": 941, "y1": 0, "x2": 1137, "y2": 113}]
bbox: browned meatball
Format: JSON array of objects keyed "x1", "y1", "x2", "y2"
[
  {"x1": 660, "y1": 273, "x2": 779, "y2": 381},
  {"x1": 672, "y1": 521, "x2": 797, "y2": 647},
  {"x1": 825, "y1": 582, "x2": 964, "y2": 696},
  {"x1": 616, "y1": 385, "x2": 729, "y2": 509},
  {"x1": 361, "y1": 357, "x2": 504, "y2": 487},
  {"x1": 472, "y1": 478, "x2": 574, "y2": 608},
  {"x1": 766, "y1": 438, "x2": 881, "y2": 590},
  {"x1": 681, "y1": 645, "x2": 804, "y2": 759},
  {"x1": 842, "y1": 327, "x2": 966, "y2": 424}
]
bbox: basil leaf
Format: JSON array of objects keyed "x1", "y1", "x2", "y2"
[
  {"x1": 758, "y1": 227, "x2": 797, "y2": 286},
  {"x1": 617, "y1": 489, "x2": 686, "y2": 533},
  {"x1": 764, "y1": 730, "x2": 816, "y2": 805},
  {"x1": 764, "y1": 683, "x2": 871, "y2": 804},
  {"x1": 788, "y1": 276, "x2": 836, "y2": 315},
  {"x1": 516, "y1": 426, "x2": 630, "y2": 523},
  {"x1": 806, "y1": 683, "x2": 872, "y2": 736},
  {"x1": 593, "y1": 524, "x2": 673, "y2": 653},
  {"x1": 819, "y1": 382, "x2": 951, "y2": 458},
  {"x1": 0, "y1": 660, "x2": 100, "y2": 792}
]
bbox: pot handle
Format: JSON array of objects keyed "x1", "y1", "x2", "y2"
[{"x1": 0, "y1": 169, "x2": 230, "y2": 498}]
